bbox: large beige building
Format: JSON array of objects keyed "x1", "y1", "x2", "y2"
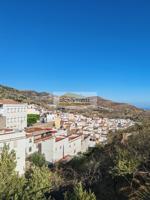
[{"x1": 0, "y1": 99, "x2": 27, "y2": 130}]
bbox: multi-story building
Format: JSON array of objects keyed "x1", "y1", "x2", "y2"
[
  {"x1": 25, "y1": 127, "x2": 57, "y2": 156},
  {"x1": 0, "y1": 99, "x2": 27, "y2": 130},
  {"x1": 25, "y1": 127, "x2": 83, "y2": 163},
  {"x1": 0, "y1": 128, "x2": 26, "y2": 175}
]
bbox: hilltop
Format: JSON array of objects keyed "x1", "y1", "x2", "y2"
[{"x1": 61, "y1": 92, "x2": 85, "y2": 98}]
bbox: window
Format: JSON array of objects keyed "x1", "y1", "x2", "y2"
[
  {"x1": 29, "y1": 147, "x2": 32, "y2": 152},
  {"x1": 60, "y1": 146, "x2": 62, "y2": 149},
  {"x1": 55, "y1": 147, "x2": 57, "y2": 151},
  {"x1": 29, "y1": 138, "x2": 32, "y2": 143}
]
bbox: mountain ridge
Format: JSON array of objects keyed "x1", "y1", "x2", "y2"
[{"x1": 0, "y1": 84, "x2": 142, "y2": 113}]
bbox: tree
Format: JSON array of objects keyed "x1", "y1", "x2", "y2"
[
  {"x1": 0, "y1": 144, "x2": 25, "y2": 199},
  {"x1": 23, "y1": 166, "x2": 51, "y2": 200},
  {"x1": 64, "y1": 182, "x2": 96, "y2": 200},
  {"x1": 24, "y1": 165, "x2": 62, "y2": 200},
  {"x1": 0, "y1": 145, "x2": 61, "y2": 200},
  {"x1": 29, "y1": 152, "x2": 47, "y2": 167},
  {"x1": 110, "y1": 148, "x2": 139, "y2": 178},
  {"x1": 27, "y1": 114, "x2": 40, "y2": 126}
]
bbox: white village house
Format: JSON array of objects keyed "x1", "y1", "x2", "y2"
[
  {"x1": 0, "y1": 99, "x2": 27, "y2": 130},
  {"x1": 0, "y1": 129, "x2": 26, "y2": 175},
  {"x1": 25, "y1": 127, "x2": 83, "y2": 163}
]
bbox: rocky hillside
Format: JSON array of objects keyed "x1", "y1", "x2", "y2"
[
  {"x1": 96, "y1": 96, "x2": 139, "y2": 112},
  {"x1": 0, "y1": 84, "x2": 53, "y2": 108}
]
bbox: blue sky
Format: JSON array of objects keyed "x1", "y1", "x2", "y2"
[{"x1": 0, "y1": 0, "x2": 150, "y2": 107}]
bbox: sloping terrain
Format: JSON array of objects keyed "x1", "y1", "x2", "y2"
[
  {"x1": 0, "y1": 84, "x2": 144, "y2": 116},
  {"x1": 0, "y1": 84, "x2": 53, "y2": 108}
]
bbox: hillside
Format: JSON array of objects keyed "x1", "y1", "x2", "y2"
[
  {"x1": 0, "y1": 84, "x2": 53, "y2": 108},
  {"x1": 0, "y1": 84, "x2": 144, "y2": 117},
  {"x1": 96, "y1": 96, "x2": 140, "y2": 112}
]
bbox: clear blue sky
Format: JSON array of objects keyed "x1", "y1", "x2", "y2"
[{"x1": 0, "y1": 0, "x2": 150, "y2": 107}]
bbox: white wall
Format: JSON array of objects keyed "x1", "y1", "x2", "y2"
[
  {"x1": 0, "y1": 104, "x2": 27, "y2": 130},
  {"x1": 41, "y1": 137, "x2": 54, "y2": 163},
  {"x1": 0, "y1": 130, "x2": 26, "y2": 175},
  {"x1": 68, "y1": 137, "x2": 82, "y2": 156},
  {"x1": 81, "y1": 136, "x2": 90, "y2": 153},
  {"x1": 29, "y1": 134, "x2": 84, "y2": 164},
  {"x1": 26, "y1": 137, "x2": 38, "y2": 156},
  {"x1": 53, "y1": 137, "x2": 69, "y2": 162}
]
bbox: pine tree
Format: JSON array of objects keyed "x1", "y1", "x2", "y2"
[
  {"x1": 64, "y1": 182, "x2": 96, "y2": 200},
  {"x1": 23, "y1": 166, "x2": 51, "y2": 200},
  {"x1": 0, "y1": 144, "x2": 25, "y2": 199}
]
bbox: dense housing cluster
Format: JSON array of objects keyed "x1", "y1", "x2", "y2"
[{"x1": 0, "y1": 99, "x2": 134, "y2": 175}]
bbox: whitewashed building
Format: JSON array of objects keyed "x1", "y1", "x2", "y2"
[
  {"x1": 27, "y1": 104, "x2": 40, "y2": 115},
  {"x1": 25, "y1": 127, "x2": 83, "y2": 163},
  {"x1": 0, "y1": 129, "x2": 26, "y2": 175},
  {"x1": 0, "y1": 99, "x2": 27, "y2": 130}
]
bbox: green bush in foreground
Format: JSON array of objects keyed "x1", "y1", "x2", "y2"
[{"x1": 64, "y1": 182, "x2": 96, "y2": 200}]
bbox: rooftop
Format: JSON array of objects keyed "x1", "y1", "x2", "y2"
[
  {"x1": 26, "y1": 127, "x2": 57, "y2": 137},
  {"x1": 0, "y1": 128, "x2": 23, "y2": 135},
  {"x1": 69, "y1": 134, "x2": 81, "y2": 141},
  {"x1": 55, "y1": 136, "x2": 66, "y2": 142}
]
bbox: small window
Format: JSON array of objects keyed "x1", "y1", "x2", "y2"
[{"x1": 29, "y1": 147, "x2": 32, "y2": 152}]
